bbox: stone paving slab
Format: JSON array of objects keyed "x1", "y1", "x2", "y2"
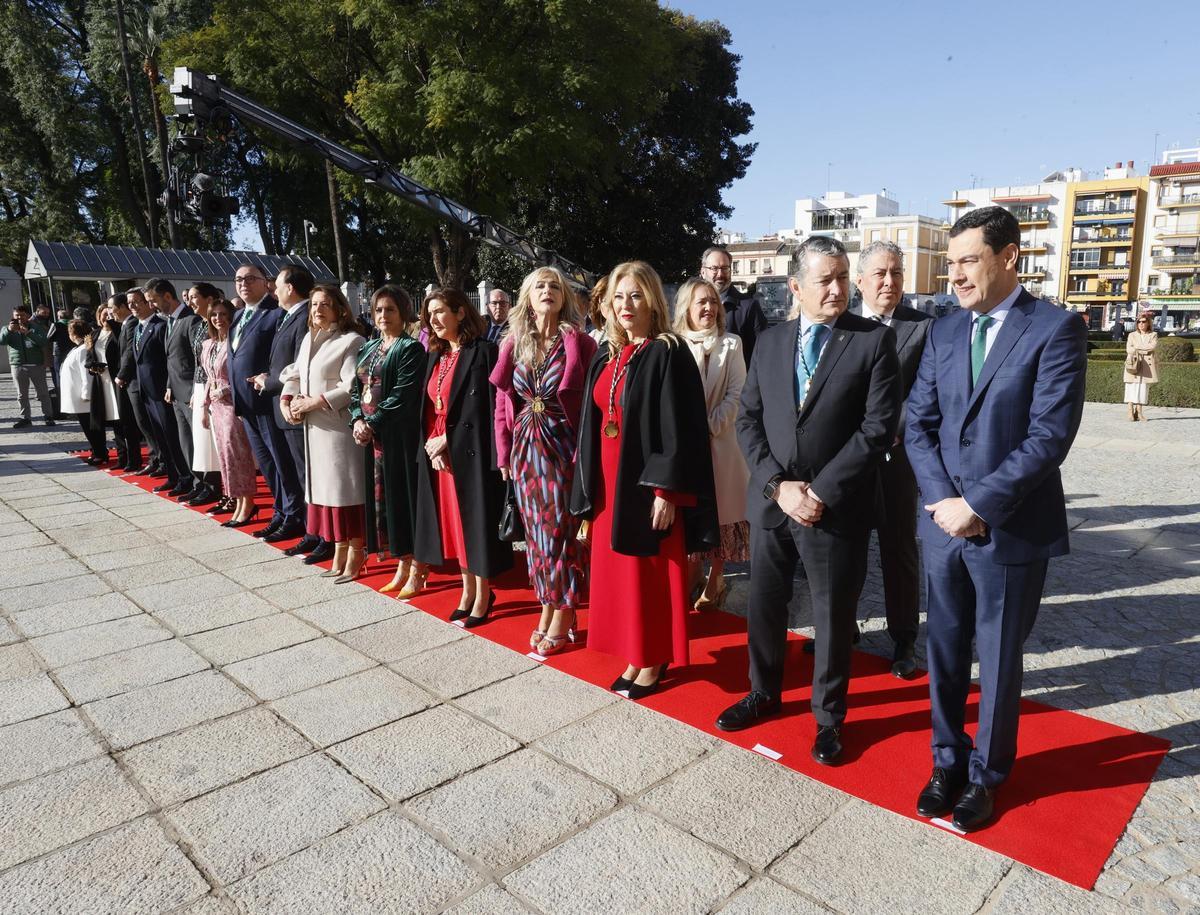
[
  {"x1": 185, "y1": 613, "x2": 320, "y2": 666},
  {"x1": 269, "y1": 666, "x2": 436, "y2": 747},
  {"x1": 226, "y1": 811, "x2": 480, "y2": 914},
  {"x1": 57, "y1": 638, "x2": 211, "y2": 704},
  {"x1": 338, "y1": 611, "x2": 469, "y2": 663},
  {"x1": 124, "y1": 573, "x2": 243, "y2": 614},
  {"x1": 717, "y1": 878, "x2": 833, "y2": 914},
  {"x1": 83, "y1": 669, "x2": 255, "y2": 750},
  {"x1": 443, "y1": 884, "x2": 532, "y2": 915},
  {"x1": 153, "y1": 591, "x2": 279, "y2": 636},
  {"x1": 0, "y1": 573, "x2": 112, "y2": 613},
  {"x1": 222, "y1": 637, "x2": 375, "y2": 701},
  {"x1": 506, "y1": 806, "x2": 747, "y2": 915},
  {"x1": 455, "y1": 665, "x2": 618, "y2": 743},
  {"x1": 29, "y1": 614, "x2": 170, "y2": 668},
  {"x1": 0, "y1": 756, "x2": 150, "y2": 870},
  {"x1": 291, "y1": 590, "x2": 411, "y2": 633},
  {"x1": 167, "y1": 753, "x2": 386, "y2": 884},
  {"x1": 118, "y1": 707, "x2": 312, "y2": 807},
  {"x1": 391, "y1": 631, "x2": 539, "y2": 699},
  {"x1": 103, "y1": 556, "x2": 212, "y2": 592},
  {"x1": 223, "y1": 557, "x2": 315, "y2": 589},
  {"x1": 0, "y1": 708, "x2": 105, "y2": 787},
  {"x1": 328, "y1": 704, "x2": 519, "y2": 802},
  {"x1": 0, "y1": 817, "x2": 210, "y2": 915},
  {"x1": 0, "y1": 643, "x2": 42, "y2": 681},
  {"x1": 0, "y1": 672, "x2": 69, "y2": 727},
  {"x1": 9, "y1": 591, "x2": 142, "y2": 637}
]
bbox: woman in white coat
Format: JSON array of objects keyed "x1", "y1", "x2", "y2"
[
  {"x1": 280, "y1": 285, "x2": 367, "y2": 582},
  {"x1": 61, "y1": 320, "x2": 117, "y2": 464},
  {"x1": 672, "y1": 278, "x2": 750, "y2": 610}
]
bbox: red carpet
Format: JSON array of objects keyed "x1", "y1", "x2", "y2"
[{"x1": 100, "y1": 454, "x2": 1168, "y2": 890}]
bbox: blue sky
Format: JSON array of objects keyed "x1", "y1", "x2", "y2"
[{"x1": 672, "y1": 0, "x2": 1200, "y2": 236}]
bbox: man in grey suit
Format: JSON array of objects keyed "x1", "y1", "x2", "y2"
[
  {"x1": 145, "y1": 278, "x2": 202, "y2": 500},
  {"x1": 854, "y1": 241, "x2": 931, "y2": 679}
]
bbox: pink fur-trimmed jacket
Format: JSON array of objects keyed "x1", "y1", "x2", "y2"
[{"x1": 489, "y1": 326, "x2": 598, "y2": 469}]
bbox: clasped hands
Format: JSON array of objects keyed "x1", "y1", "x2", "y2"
[
  {"x1": 776, "y1": 481, "x2": 824, "y2": 528},
  {"x1": 425, "y1": 434, "x2": 450, "y2": 472},
  {"x1": 924, "y1": 497, "x2": 987, "y2": 538},
  {"x1": 284, "y1": 395, "x2": 322, "y2": 425},
  {"x1": 352, "y1": 419, "x2": 373, "y2": 446}
]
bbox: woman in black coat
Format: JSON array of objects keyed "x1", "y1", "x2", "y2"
[
  {"x1": 413, "y1": 288, "x2": 513, "y2": 625},
  {"x1": 569, "y1": 261, "x2": 719, "y2": 700}
]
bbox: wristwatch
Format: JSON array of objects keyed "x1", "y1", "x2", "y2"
[{"x1": 763, "y1": 474, "x2": 784, "y2": 501}]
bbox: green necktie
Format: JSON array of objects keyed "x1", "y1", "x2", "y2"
[
  {"x1": 167, "y1": 315, "x2": 176, "y2": 338},
  {"x1": 971, "y1": 314, "x2": 994, "y2": 389}
]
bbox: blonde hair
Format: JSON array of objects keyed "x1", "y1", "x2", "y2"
[
  {"x1": 671, "y1": 278, "x2": 726, "y2": 336},
  {"x1": 507, "y1": 266, "x2": 585, "y2": 366},
  {"x1": 604, "y1": 261, "x2": 676, "y2": 359}
]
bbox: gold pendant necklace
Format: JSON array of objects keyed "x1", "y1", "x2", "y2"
[{"x1": 603, "y1": 340, "x2": 648, "y2": 439}]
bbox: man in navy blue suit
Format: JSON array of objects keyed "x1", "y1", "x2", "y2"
[
  {"x1": 905, "y1": 207, "x2": 1086, "y2": 831},
  {"x1": 128, "y1": 289, "x2": 191, "y2": 495},
  {"x1": 228, "y1": 263, "x2": 305, "y2": 542}
]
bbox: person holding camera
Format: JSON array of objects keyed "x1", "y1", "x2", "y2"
[{"x1": 2, "y1": 304, "x2": 55, "y2": 429}]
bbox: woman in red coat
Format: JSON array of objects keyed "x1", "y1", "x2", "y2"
[{"x1": 570, "y1": 261, "x2": 719, "y2": 699}]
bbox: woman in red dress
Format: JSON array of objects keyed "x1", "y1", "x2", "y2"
[
  {"x1": 570, "y1": 261, "x2": 718, "y2": 699},
  {"x1": 413, "y1": 288, "x2": 512, "y2": 624}
]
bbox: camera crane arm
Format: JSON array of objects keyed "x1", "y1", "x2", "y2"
[{"x1": 169, "y1": 67, "x2": 595, "y2": 289}]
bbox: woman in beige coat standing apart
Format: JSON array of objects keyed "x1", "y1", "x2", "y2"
[
  {"x1": 1123, "y1": 313, "x2": 1159, "y2": 421},
  {"x1": 281, "y1": 285, "x2": 367, "y2": 580},
  {"x1": 672, "y1": 277, "x2": 751, "y2": 609}
]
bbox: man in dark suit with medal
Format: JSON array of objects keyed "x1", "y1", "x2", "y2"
[
  {"x1": 853, "y1": 241, "x2": 932, "y2": 679},
  {"x1": 251, "y1": 264, "x2": 328, "y2": 561},
  {"x1": 716, "y1": 235, "x2": 900, "y2": 765}
]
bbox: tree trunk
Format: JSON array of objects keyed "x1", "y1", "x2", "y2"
[
  {"x1": 114, "y1": 0, "x2": 158, "y2": 247},
  {"x1": 143, "y1": 57, "x2": 180, "y2": 249},
  {"x1": 100, "y1": 103, "x2": 152, "y2": 245},
  {"x1": 325, "y1": 160, "x2": 347, "y2": 282}
]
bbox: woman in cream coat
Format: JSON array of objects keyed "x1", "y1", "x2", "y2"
[
  {"x1": 672, "y1": 277, "x2": 750, "y2": 609},
  {"x1": 281, "y1": 285, "x2": 367, "y2": 581},
  {"x1": 1123, "y1": 313, "x2": 1159, "y2": 421}
]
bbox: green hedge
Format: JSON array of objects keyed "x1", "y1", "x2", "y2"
[{"x1": 1085, "y1": 360, "x2": 1200, "y2": 407}]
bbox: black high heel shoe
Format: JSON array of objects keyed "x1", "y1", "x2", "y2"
[
  {"x1": 610, "y1": 674, "x2": 636, "y2": 693},
  {"x1": 462, "y1": 591, "x2": 496, "y2": 629},
  {"x1": 223, "y1": 508, "x2": 259, "y2": 529},
  {"x1": 625, "y1": 663, "x2": 670, "y2": 701}
]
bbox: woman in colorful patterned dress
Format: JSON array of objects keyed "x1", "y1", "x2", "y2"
[
  {"x1": 491, "y1": 266, "x2": 597, "y2": 656},
  {"x1": 414, "y1": 288, "x2": 512, "y2": 623},
  {"x1": 349, "y1": 285, "x2": 428, "y2": 595},
  {"x1": 569, "y1": 261, "x2": 718, "y2": 699},
  {"x1": 201, "y1": 300, "x2": 258, "y2": 527}
]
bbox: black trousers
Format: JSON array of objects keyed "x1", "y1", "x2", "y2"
[
  {"x1": 113, "y1": 386, "x2": 141, "y2": 467},
  {"x1": 127, "y1": 386, "x2": 160, "y2": 465},
  {"x1": 146, "y1": 397, "x2": 190, "y2": 486},
  {"x1": 874, "y1": 447, "x2": 921, "y2": 646},
  {"x1": 75, "y1": 412, "x2": 107, "y2": 459},
  {"x1": 747, "y1": 520, "x2": 869, "y2": 727}
]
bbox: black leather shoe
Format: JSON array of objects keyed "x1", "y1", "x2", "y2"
[
  {"x1": 187, "y1": 486, "x2": 218, "y2": 507},
  {"x1": 916, "y1": 766, "x2": 968, "y2": 818},
  {"x1": 811, "y1": 725, "x2": 843, "y2": 765},
  {"x1": 153, "y1": 480, "x2": 175, "y2": 494},
  {"x1": 952, "y1": 782, "x2": 995, "y2": 832},
  {"x1": 626, "y1": 663, "x2": 669, "y2": 701},
  {"x1": 147, "y1": 463, "x2": 168, "y2": 478},
  {"x1": 891, "y1": 640, "x2": 918, "y2": 680},
  {"x1": 803, "y1": 624, "x2": 862, "y2": 655},
  {"x1": 716, "y1": 691, "x2": 781, "y2": 732},
  {"x1": 12, "y1": 418, "x2": 32, "y2": 429},
  {"x1": 610, "y1": 674, "x2": 635, "y2": 693},
  {"x1": 303, "y1": 540, "x2": 334, "y2": 564},
  {"x1": 254, "y1": 519, "x2": 283, "y2": 539},
  {"x1": 263, "y1": 520, "x2": 305, "y2": 543},
  {"x1": 168, "y1": 481, "x2": 192, "y2": 498},
  {"x1": 284, "y1": 535, "x2": 321, "y2": 557}
]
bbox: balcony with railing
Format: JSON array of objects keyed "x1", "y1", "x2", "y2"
[
  {"x1": 811, "y1": 210, "x2": 859, "y2": 231},
  {"x1": 1072, "y1": 231, "x2": 1132, "y2": 245},
  {"x1": 1142, "y1": 281, "x2": 1197, "y2": 298},
  {"x1": 1153, "y1": 254, "x2": 1200, "y2": 267},
  {"x1": 1008, "y1": 206, "x2": 1052, "y2": 224},
  {"x1": 1073, "y1": 199, "x2": 1136, "y2": 217},
  {"x1": 1159, "y1": 193, "x2": 1200, "y2": 208}
]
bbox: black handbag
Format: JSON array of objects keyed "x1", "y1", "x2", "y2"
[{"x1": 498, "y1": 480, "x2": 525, "y2": 542}]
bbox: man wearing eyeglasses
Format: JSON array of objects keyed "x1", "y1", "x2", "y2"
[
  {"x1": 700, "y1": 246, "x2": 769, "y2": 368},
  {"x1": 227, "y1": 263, "x2": 305, "y2": 543},
  {"x1": 484, "y1": 289, "x2": 510, "y2": 344}
]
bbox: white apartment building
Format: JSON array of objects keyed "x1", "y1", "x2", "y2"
[
  {"x1": 939, "y1": 172, "x2": 1079, "y2": 301},
  {"x1": 1140, "y1": 148, "x2": 1200, "y2": 328},
  {"x1": 793, "y1": 190, "x2": 900, "y2": 247}
]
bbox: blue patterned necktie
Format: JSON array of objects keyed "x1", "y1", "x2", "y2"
[{"x1": 795, "y1": 323, "x2": 828, "y2": 406}]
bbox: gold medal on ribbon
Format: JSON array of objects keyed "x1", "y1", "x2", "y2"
[
  {"x1": 531, "y1": 396, "x2": 545, "y2": 414},
  {"x1": 603, "y1": 420, "x2": 619, "y2": 438},
  {"x1": 363, "y1": 387, "x2": 373, "y2": 405},
  {"x1": 436, "y1": 396, "x2": 444, "y2": 411}
]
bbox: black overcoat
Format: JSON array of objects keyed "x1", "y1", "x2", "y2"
[
  {"x1": 349, "y1": 334, "x2": 424, "y2": 558},
  {"x1": 569, "y1": 337, "x2": 719, "y2": 557},
  {"x1": 413, "y1": 337, "x2": 514, "y2": 578}
]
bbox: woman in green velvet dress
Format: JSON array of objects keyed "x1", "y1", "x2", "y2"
[{"x1": 350, "y1": 285, "x2": 427, "y2": 594}]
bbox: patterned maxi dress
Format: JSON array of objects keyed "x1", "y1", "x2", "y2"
[
  {"x1": 202, "y1": 338, "x2": 257, "y2": 498},
  {"x1": 357, "y1": 348, "x2": 389, "y2": 553},
  {"x1": 510, "y1": 338, "x2": 586, "y2": 610}
]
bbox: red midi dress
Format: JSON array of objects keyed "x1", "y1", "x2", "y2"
[
  {"x1": 586, "y1": 344, "x2": 691, "y2": 669},
  {"x1": 425, "y1": 351, "x2": 469, "y2": 564}
]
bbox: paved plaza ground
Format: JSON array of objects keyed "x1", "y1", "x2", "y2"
[{"x1": 0, "y1": 381, "x2": 1197, "y2": 914}]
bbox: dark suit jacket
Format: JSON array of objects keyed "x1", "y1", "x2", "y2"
[
  {"x1": 905, "y1": 289, "x2": 1087, "y2": 564},
  {"x1": 227, "y1": 295, "x2": 281, "y2": 418},
  {"x1": 856, "y1": 303, "x2": 931, "y2": 437},
  {"x1": 165, "y1": 305, "x2": 203, "y2": 402},
  {"x1": 133, "y1": 315, "x2": 170, "y2": 401},
  {"x1": 116, "y1": 315, "x2": 139, "y2": 391},
  {"x1": 737, "y1": 311, "x2": 900, "y2": 533},
  {"x1": 262, "y1": 303, "x2": 310, "y2": 430},
  {"x1": 721, "y1": 288, "x2": 769, "y2": 370}
]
